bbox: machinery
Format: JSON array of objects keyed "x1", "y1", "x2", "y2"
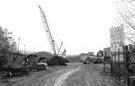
[
  {"x1": 93, "y1": 50, "x2": 104, "y2": 64},
  {"x1": 38, "y1": 6, "x2": 66, "y2": 57},
  {"x1": 38, "y1": 6, "x2": 56, "y2": 55},
  {"x1": 0, "y1": 53, "x2": 28, "y2": 77},
  {"x1": 1, "y1": 53, "x2": 47, "y2": 77},
  {"x1": 80, "y1": 53, "x2": 91, "y2": 64}
]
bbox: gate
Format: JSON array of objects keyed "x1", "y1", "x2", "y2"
[{"x1": 111, "y1": 45, "x2": 135, "y2": 86}]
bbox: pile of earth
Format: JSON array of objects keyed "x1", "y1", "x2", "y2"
[
  {"x1": 33, "y1": 51, "x2": 69, "y2": 66},
  {"x1": 47, "y1": 56, "x2": 68, "y2": 66}
]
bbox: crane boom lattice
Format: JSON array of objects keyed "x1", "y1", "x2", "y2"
[{"x1": 38, "y1": 6, "x2": 56, "y2": 55}]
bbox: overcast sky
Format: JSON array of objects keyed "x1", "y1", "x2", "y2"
[{"x1": 0, "y1": 0, "x2": 118, "y2": 55}]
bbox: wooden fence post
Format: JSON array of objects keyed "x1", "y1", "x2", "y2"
[
  {"x1": 103, "y1": 51, "x2": 106, "y2": 72},
  {"x1": 111, "y1": 52, "x2": 114, "y2": 77},
  {"x1": 126, "y1": 46, "x2": 130, "y2": 86},
  {"x1": 114, "y1": 51, "x2": 116, "y2": 79},
  {"x1": 118, "y1": 49, "x2": 120, "y2": 81}
]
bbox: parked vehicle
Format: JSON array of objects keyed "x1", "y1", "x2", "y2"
[
  {"x1": 93, "y1": 50, "x2": 104, "y2": 64},
  {"x1": 93, "y1": 56, "x2": 104, "y2": 63},
  {"x1": 24, "y1": 55, "x2": 47, "y2": 71},
  {"x1": 80, "y1": 53, "x2": 91, "y2": 64}
]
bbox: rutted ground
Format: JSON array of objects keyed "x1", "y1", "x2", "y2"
[
  {"x1": 0, "y1": 63, "x2": 122, "y2": 86},
  {"x1": 52, "y1": 66, "x2": 80, "y2": 86},
  {"x1": 65, "y1": 64, "x2": 121, "y2": 86}
]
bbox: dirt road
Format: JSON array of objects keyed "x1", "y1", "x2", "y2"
[{"x1": 0, "y1": 63, "x2": 122, "y2": 86}]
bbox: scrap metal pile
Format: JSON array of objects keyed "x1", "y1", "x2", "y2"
[
  {"x1": 0, "y1": 53, "x2": 47, "y2": 78},
  {"x1": 0, "y1": 52, "x2": 68, "y2": 78}
]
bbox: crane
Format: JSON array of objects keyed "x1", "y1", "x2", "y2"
[
  {"x1": 38, "y1": 6, "x2": 66, "y2": 56},
  {"x1": 55, "y1": 42, "x2": 66, "y2": 57},
  {"x1": 38, "y1": 6, "x2": 56, "y2": 55}
]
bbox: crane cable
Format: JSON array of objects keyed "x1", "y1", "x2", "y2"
[{"x1": 47, "y1": 18, "x2": 66, "y2": 52}]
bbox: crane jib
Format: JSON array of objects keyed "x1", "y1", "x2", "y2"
[
  {"x1": 38, "y1": 5, "x2": 66, "y2": 56},
  {"x1": 38, "y1": 6, "x2": 56, "y2": 55}
]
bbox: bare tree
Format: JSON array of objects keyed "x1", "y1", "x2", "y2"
[{"x1": 116, "y1": 0, "x2": 135, "y2": 44}]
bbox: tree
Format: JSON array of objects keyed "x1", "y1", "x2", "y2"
[
  {"x1": 117, "y1": 0, "x2": 135, "y2": 44},
  {"x1": 0, "y1": 26, "x2": 17, "y2": 69}
]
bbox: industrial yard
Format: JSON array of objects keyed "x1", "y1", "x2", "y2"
[
  {"x1": 0, "y1": 0, "x2": 135, "y2": 86},
  {"x1": 0, "y1": 63, "x2": 122, "y2": 86}
]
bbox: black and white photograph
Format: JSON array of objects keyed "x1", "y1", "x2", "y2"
[{"x1": 0, "y1": 0, "x2": 135, "y2": 86}]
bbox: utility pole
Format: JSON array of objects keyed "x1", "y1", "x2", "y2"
[
  {"x1": 24, "y1": 44, "x2": 26, "y2": 54},
  {"x1": 18, "y1": 37, "x2": 21, "y2": 52},
  {"x1": 34, "y1": 48, "x2": 35, "y2": 54}
]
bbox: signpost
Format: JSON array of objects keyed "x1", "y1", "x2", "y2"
[{"x1": 110, "y1": 24, "x2": 125, "y2": 61}]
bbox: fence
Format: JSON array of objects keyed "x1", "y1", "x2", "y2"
[{"x1": 103, "y1": 46, "x2": 135, "y2": 86}]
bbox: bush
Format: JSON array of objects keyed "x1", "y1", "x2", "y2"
[{"x1": 0, "y1": 55, "x2": 8, "y2": 71}]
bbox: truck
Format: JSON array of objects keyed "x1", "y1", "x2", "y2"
[{"x1": 80, "y1": 53, "x2": 91, "y2": 64}]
